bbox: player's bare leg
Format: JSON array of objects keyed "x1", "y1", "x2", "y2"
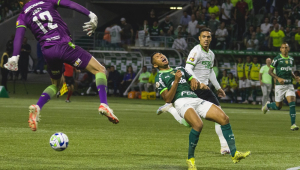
[
  {"x1": 29, "y1": 76, "x2": 62, "y2": 131},
  {"x1": 184, "y1": 108, "x2": 203, "y2": 170},
  {"x1": 85, "y1": 57, "x2": 119, "y2": 124},
  {"x1": 205, "y1": 105, "x2": 251, "y2": 163}
]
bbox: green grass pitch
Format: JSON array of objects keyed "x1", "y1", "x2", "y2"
[{"x1": 1, "y1": 83, "x2": 300, "y2": 169}]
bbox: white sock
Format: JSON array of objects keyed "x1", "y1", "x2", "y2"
[
  {"x1": 167, "y1": 107, "x2": 184, "y2": 124},
  {"x1": 86, "y1": 87, "x2": 92, "y2": 94},
  {"x1": 215, "y1": 123, "x2": 229, "y2": 149}
]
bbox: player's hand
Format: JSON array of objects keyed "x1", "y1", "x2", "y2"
[
  {"x1": 4, "y1": 55, "x2": 19, "y2": 71},
  {"x1": 199, "y1": 83, "x2": 210, "y2": 90},
  {"x1": 190, "y1": 78, "x2": 198, "y2": 91},
  {"x1": 277, "y1": 77, "x2": 285, "y2": 85},
  {"x1": 217, "y1": 88, "x2": 226, "y2": 97},
  {"x1": 83, "y1": 12, "x2": 98, "y2": 36},
  {"x1": 296, "y1": 76, "x2": 300, "y2": 82},
  {"x1": 174, "y1": 70, "x2": 182, "y2": 83}
]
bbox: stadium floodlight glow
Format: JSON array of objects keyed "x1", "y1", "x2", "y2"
[
  {"x1": 177, "y1": 7, "x2": 182, "y2": 9},
  {"x1": 170, "y1": 7, "x2": 176, "y2": 9}
]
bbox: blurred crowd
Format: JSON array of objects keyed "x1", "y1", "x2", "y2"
[
  {"x1": 0, "y1": 0, "x2": 21, "y2": 22},
  {"x1": 101, "y1": 0, "x2": 300, "y2": 52}
]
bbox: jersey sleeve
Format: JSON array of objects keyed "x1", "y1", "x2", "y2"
[
  {"x1": 281, "y1": 31, "x2": 285, "y2": 38},
  {"x1": 16, "y1": 14, "x2": 27, "y2": 29},
  {"x1": 291, "y1": 57, "x2": 295, "y2": 67},
  {"x1": 259, "y1": 66, "x2": 264, "y2": 73},
  {"x1": 181, "y1": 67, "x2": 194, "y2": 81},
  {"x1": 271, "y1": 57, "x2": 278, "y2": 68},
  {"x1": 118, "y1": 26, "x2": 122, "y2": 32},
  {"x1": 186, "y1": 48, "x2": 198, "y2": 67},
  {"x1": 155, "y1": 74, "x2": 168, "y2": 94},
  {"x1": 57, "y1": 0, "x2": 90, "y2": 16}
]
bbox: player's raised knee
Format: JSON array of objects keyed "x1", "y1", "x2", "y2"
[
  {"x1": 192, "y1": 123, "x2": 203, "y2": 132},
  {"x1": 94, "y1": 61, "x2": 105, "y2": 73},
  {"x1": 219, "y1": 113, "x2": 229, "y2": 125}
]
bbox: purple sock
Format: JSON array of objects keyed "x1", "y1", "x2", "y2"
[
  {"x1": 36, "y1": 93, "x2": 51, "y2": 109},
  {"x1": 97, "y1": 85, "x2": 108, "y2": 105}
]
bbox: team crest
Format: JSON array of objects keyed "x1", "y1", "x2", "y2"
[
  {"x1": 285, "y1": 60, "x2": 288, "y2": 64},
  {"x1": 170, "y1": 71, "x2": 175, "y2": 75},
  {"x1": 189, "y1": 57, "x2": 195, "y2": 62},
  {"x1": 156, "y1": 82, "x2": 160, "y2": 88},
  {"x1": 16, "y1": 21, "x2": 19, "y2": 26}
]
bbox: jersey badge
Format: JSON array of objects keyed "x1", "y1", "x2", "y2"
[
  {"x1": 189, "y1": 57, "x2": 195, "y2": 62},
  {"x1": 170, "y1": 71, "x2": 175, "y2": 75},
  {"x1": 285, "y1": 60, "x2": 288, "y2": 64},
  {"x1": 156, "y1": 82, "x2": 160, "y2": 88},
  {"x1": 16, "y1": 21, "x2": 19, "y2": 26}
]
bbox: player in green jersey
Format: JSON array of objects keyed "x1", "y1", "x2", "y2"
[
  {"x1": 152, "y1": 52, "x2": 250, "y2": 170},
  {"x1": 262, "y1": 43, "x2": 300, "y2": 130}
]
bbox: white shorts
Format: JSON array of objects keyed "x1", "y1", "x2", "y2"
[
  {"x1": 275, "y1": 84, "x2": 295, "y2": 102},
  {"x1": 250, "y1": 80, "x2": 260, "y2": 87},
  {"x1": 174, "y1": 97, "x2": 213, "y2": 119},
  {"x1": 239, "y1": 79, "x2": 251, "y2": 88},
  {"x1": 239, "y1": 80, "x2": 245, "y2": 89},
  {"x1": 245, "y1": 79, "x2": 251, "y2": 88}
]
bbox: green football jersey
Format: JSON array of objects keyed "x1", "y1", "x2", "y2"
[
  {"x1": 155, "y1": 67, "x2": 197, "y2": 103},
  {"x1": 271, "y1": 54, "x2": 294, "y2": 85}
]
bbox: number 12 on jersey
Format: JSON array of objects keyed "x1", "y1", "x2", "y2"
[{"x1": 33, "y1": 11, "x2": 57, "y2": 34}]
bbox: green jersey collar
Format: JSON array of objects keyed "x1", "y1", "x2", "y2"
[
  {"x1": 159, "y1": 68, "x2": 173, "y2": 73},
  {"x1": 199, "y1": 44, "x2": 209, "y2": 53},
  {"x1": 280, "y1": 54, "x2": 289, "y2": 59}
]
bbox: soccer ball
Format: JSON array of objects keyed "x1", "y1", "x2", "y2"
[{"x1": 49, "y1": 132, "x2": 69, "y2": 151}]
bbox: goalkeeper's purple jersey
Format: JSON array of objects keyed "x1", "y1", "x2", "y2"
[{"x1": 16, "y1": 0, "x2": 71, "y2": 47}]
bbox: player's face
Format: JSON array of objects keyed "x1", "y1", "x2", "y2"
[
  {"x1": 280, "y1": 43, "x2": 290, "y2": 55},
  {"x1": 246, "y1": 56, "x2": 251, "y2": 63},
  {"x1": 152, "y1": 53, "x2": 169, "y2": 69},
  {"x1": 238, "y1": 58, "x2": 242, "y2": 63},
  {"x1": 223, "y1": 70, "x2": 227, "y2": 76},
  {"x1": 266, "y1": 58, "x2": 271, "y2": 65},
  {"x1": 253, "y1": 58, "x2": 258, "y2": 63},
  {"x1": 199, "y1": 31, "x2": 212, "y2": 47}
]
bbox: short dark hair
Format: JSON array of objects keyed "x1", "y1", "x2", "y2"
[
  {"x1": 150, "y1": 52, "x2": 160, "y2": 65},
  {"x1": 281, "y1": 42, "x2": 289, "y2": 46},
  {"x1": 199, "y1": 28, "x2": 212, "y2": 36}
]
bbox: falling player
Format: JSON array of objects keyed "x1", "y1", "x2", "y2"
[
  {"x1": 152, "y1": 52, "x2": 250, "y2": 170},
  {"x1": 5, "y1": 0, "x2": 119, "y2": 131},
  {"x1": 262, "y1": 42, "x2": 299, "y2": 130},
  {"x1": 157, "y1": 28, "x2": 230, "y2": 155}
]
